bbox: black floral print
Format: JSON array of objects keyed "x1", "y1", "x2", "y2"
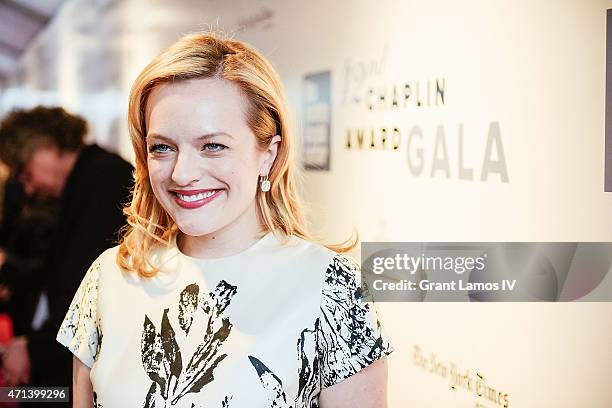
[
  {"x1": 56, "y1": 258, "x2": 101, "y2": 367},
  {"x1": 141, "y1": 281, "x2": 237, "y2": 407},
  {"x1": 318, "y1": 253, "x2": 393, "y2": 388},
  {"x1": 57, "y1": 241, "x2": 393, "y2": 408},
  {"x1": 248, "y1": 254, "x2": 393, "y2": 407}
]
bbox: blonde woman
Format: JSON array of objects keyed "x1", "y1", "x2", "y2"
[{"x1": 57, "y1": 32, "x2": 393, "y2": 408}]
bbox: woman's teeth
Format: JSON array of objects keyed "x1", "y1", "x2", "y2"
[{"x1": 176, "y1": 190, "x2": 217, "y2": 202}]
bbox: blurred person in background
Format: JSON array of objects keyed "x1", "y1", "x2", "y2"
[
  {"x1": 0, "y1": 106, "x2": 133, "y2": 399},
  {"x1": 0, "y1": 173, "x2": 59, "y2": 339}
]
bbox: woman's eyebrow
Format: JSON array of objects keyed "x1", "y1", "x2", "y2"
[
  {"x1": 196, "y1": 132, "x2": 234, "y2": 140},
  {"x1": 146, "y1": 133, "x2": 172, "y2": 143},
  {"x1": 146, "y1": 132, "x2": 234, "y2": 142}
]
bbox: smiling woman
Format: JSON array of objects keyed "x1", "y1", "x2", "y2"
[{"x1": 55, "y1": 31, "x2": 393, "y2": 408}]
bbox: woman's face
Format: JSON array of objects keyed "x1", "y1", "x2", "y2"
[{"x1": 145, "y1": 77, "x2": 276, "y2": 237}]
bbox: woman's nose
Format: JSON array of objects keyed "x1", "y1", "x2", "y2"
[{"x1": 171, "y1": 152, "x2": 201, "y2": 186}]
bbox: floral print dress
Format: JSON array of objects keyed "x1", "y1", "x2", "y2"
[{"x1": 57, "y1": 231, "x2": 393, "y2": 407}]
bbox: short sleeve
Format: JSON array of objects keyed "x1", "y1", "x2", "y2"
[
  {"x1": 317, "y1": 253, "x2": 394, "y2": 388},
  {"x1": 56, "y1": 255, "x2": 102, "y2": 368}
]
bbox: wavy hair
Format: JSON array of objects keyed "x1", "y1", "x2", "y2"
[{"x1": 117, "y1": 32, "x2": 357, "y2": 277}]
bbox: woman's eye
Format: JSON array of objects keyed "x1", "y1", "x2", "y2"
[
  {"x1": 149, "y1": 144, "x2": 172, "y2": 153},
  {"x1": 203, "y1": 143, "x2": 227, "y2": 152}
]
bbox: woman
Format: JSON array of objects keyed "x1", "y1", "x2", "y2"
[{"x1": 57, "y1": 32, "x2": 393, "y2": 408}]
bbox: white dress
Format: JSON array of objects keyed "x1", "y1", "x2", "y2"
[{"x1": 56, "y1": 231, "x2": 393, "y2": 407}]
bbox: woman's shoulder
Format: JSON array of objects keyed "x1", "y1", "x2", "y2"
[
  {"x1": 275, "y1": 233, "x2": 359, "y2": 276},
  {"x1": 84, "y1": 244, "x2": 123, "y2": 278},
  {"x1": 95, "y1": 244, "x2": 121, "y2": 264},
  {"x1": 277, "y1": 233, "x2": 335, "y2": 255}
]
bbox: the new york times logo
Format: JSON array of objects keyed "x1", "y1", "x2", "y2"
[{"x1": 372, "y1": 253, "x2": 487, "y2": 275}]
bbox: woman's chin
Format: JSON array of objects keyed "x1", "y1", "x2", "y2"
[{"x1": 175, "y1": 222, "x2": 216, "y2": 238}]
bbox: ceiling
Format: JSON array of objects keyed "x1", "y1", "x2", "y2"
[{"x1": 0, "y1": 0, "x2": 64, "y2": 82}]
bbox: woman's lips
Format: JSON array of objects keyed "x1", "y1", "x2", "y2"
[{"x1": 171, "y1": 189, "x2": 223, "y2": 209}]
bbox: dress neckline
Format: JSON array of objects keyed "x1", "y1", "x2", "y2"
[{"x1": 172, "y1": 231, "x2": 275, "y2": 263}]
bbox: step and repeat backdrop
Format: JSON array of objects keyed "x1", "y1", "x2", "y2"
[{"x1": 1, "y1": 0, "x2": 611, "y2": 406}]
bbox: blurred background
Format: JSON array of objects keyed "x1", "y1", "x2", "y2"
[{"x1": 0, "y1": 0, "x2": 611, "y2": 406}]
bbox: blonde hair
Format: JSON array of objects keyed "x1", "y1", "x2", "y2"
[{"x1": 117, "y1": 32, "x2": 357, "y2": 277}]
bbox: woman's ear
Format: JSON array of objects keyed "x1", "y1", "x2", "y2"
[{"x1": 260, "y1": 135, "x2": 282, "y2": 176}]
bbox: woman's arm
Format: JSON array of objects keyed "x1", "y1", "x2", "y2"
[
  {"x1": 318, "y1": 356, "x2": 389, "y2": 408},
  {"x1": 73, "y1": 356, "x2": 93, "y2": 408}
]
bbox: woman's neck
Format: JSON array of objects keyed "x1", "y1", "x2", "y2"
[{"x1": 177, "y1": 203, "x2": 266, "y2": 259}]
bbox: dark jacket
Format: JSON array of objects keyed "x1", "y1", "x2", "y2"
[
  {"x1": 0, "y1": 178, "x2": 58, "y2": 336},
  {"x1": 27, "y1": 144, "x2": 133, "y2": 392}
]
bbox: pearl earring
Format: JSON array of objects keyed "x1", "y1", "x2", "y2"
[{"x1": 260, "y1": 174, "x2": 271, "y2": 192}]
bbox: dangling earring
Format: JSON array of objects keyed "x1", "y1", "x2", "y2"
[{"x1": 260, "y1": 174, "x2": 271, "y2": 192}]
